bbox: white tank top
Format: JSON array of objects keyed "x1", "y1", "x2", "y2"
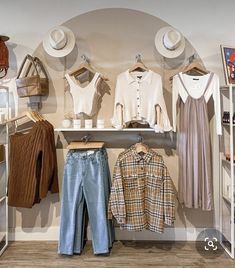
[{"x1": 65, "y1": 72, "x2": 100, "y2": 116}]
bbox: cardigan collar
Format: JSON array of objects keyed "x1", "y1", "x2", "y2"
[{"x1": 125, "y1": 70, "x2": 152, "y2": 85}]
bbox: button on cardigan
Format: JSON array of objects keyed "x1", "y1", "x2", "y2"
[
  {"x1": 108, "y1": 145, "x2": 175, "y2": 233},
  {"x1": 112, "y1": 70, "x2": 172, "y2": 132}
]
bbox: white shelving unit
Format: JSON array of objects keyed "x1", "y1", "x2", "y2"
[
  {"x1": 220, "y1": 84, "x2": 235, "y2": 259},
  {"x1": 0, "y1": 86, "x2": 9, "y2": 257}
]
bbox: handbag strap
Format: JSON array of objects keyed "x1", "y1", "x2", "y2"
[
  {"x1": 0, "y1": 68, "x2": 7, "y2": 79},
  {"x1": 33, "y1": 57, "x2": 48, "y2": 80},
  {"x1": 16, "y1": 54, "x2": 39, "y2": 79}
]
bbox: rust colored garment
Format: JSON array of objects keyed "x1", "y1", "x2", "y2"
[{"x1": 8, "y1": 120, "x2": 59, "y2": 208}]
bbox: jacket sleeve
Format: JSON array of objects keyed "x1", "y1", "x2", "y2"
[
  {"x1": 39, "y1": 125, "x2": 59, "y2": 199},
  {"x1": 48, "y1": 125, "x2": 59, "y2": 193},
  {"x1": 108, "y1": 159, "x2": 126, "y2": 224},
  {"x1": 111, "y1": 76, "x2": 124, "y2": 129},
  {"x1": 162, "y1": 164, "x2": 175, "y2": 226},
  {"x1": 172, "y1": 75, "x2": 180, "y2": 132},
  {"x1": 154, "y1": 78, "x2": 172, "y2": 133}
]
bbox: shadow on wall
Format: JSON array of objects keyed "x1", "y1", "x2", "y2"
[
  {"x1": 6, "y1": 42, "x2": 18, "y2": 79},
  {"x1": 32, "y1": 44, "x2": 59, "y2": 114},
  {"x1": 55, "y1": 131, "x2": 176, "y2": 153},
  {"x1": 177, "y1": 203, "x2": 214, "y2": 229},
  {"x1": 16, "y1": 193, "x2": 60, "y2": 229}
]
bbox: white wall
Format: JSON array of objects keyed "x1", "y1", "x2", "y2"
[{"x1": 0, "y1": 0, "x2": 233, "y2": 241}]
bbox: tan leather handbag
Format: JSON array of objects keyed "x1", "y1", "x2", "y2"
[{"x1": 16, "y1": 54, "x2": 48, "y2": 97}]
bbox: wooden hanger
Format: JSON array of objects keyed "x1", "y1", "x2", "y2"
[
  {"x1": 7, "y1": 111, "x2": 36, "y2": 123},
  {"x1": 6, "y1": 111, "x2": 44, "y2": 124},
  {"x1": 135, "y1": 143, "x2": 148, "y2": 154},
  {"x1": 169, "y1": 54, "x2": 209, "y2": 81},
  {"x1": 67, "y1": 135, "x2": 105, "y2": 150},
  {"x1": 134, "y1": 135, "x2": 148, "y2": 154},
  {"x1": 31, "y1": 111, "x2": 44, "y2": 121},
  {"x1": 69, "y1": 55, "x2": 108, "y2": 81},
  {"x1": 70, "y1": 62, "x2": 95, "y2": 77},
  {"x1": 129, "y1": 54, "x2": 149, "y2": 73},
  {"x1": 182, "y1": 61, "x2": 209, "y2": 76}
]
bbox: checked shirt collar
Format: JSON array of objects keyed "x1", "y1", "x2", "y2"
[{"x1": 129, "y1": 144, "x2": 154, "y2": 163}]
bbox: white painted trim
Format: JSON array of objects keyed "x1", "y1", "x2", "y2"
[{"x1": 9, "y1": 227, "x2": 206, "y2": 241}]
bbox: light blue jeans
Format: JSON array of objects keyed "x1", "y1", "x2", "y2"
[{"x1": 58, "y1": 148, "x2": 114, "y2": 255}]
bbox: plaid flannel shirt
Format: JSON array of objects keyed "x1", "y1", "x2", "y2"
[{"x1": 108, "y1": 145, "x2": 175, "y2": 233}]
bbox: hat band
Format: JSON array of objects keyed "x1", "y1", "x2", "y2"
[
  {"x1": 49, "y1": 29, "x2": 68, "y2": 50},
  {"x1": 162, "y1": 30, "x2": 181, "y2": 51},
  {"x1": 52, "y1": 38, "x2": 67, "y2": 50},
  {"x1": 162, "y1": 36, "x2": 178, "y2": 51}
]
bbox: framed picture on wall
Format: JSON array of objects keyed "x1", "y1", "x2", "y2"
[{"x1": 220, "y1": 45, "x2": 235, "y2": 85}]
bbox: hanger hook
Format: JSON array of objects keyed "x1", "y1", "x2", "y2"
[
  {"x1": 81, "y1": 134, "x2": 91, "y2": 144},
  {"x1": 136, "y1": 54, "x2": 142, "y2": 63},
  {"x1": 188, "y1": 53, "x2": 197, "y2": 64},
  {"x1": 137, "y1": 134, "x2": 143, "y2": 143},
  {"x1": 81, "y1": 54, "x2": 90, "y2": 64}
]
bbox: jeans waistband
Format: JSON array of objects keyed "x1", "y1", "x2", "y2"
[{"x1": 67, "y1": 148, "x2": 107, "y2": 160}]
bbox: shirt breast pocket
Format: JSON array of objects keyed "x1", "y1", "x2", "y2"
[
  {"x1": 147, "y1": 174, "x2": 163, "y2": 191},
  {"x1": 123, "y1": 174, "x2": 138, "y2": 191}
]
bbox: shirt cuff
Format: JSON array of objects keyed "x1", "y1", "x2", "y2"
[
  {"x1": 154, "y1": 124, "x2": 164, "y2": 133},
  {"x1": 107, "y1": 211, "x2": 113, "y2": 220},
  {"x1": 163, "y1": 125, "x2": 172, "y2": 132},
  {"x1": 164, "y1": 217, "x2": 175, "y2": 226},
  {"x1": 154, "y1": 124, "x2": 172, "y2": 133},
  {"x1": 114, "y1": 125, "x2": 123, "y2": 130},
  {"x1": 117, "y1": 217, "x2": 126, "y2": 224},
  {"x1": 111, "y1": 118, "x2": 123, "y2": 130}
]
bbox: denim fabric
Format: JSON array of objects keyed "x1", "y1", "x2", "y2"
[{"x1": 58, "y1": 148, "x2": 114, "y2": 255}]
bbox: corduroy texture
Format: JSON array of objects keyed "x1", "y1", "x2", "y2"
[{"x1": 8, "y1": 120, "x2": 59, "y2": 208}]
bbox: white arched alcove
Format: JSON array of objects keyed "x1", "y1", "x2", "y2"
[{"x1": 10, "y1": 8, "x2": 216, "y2": 242}]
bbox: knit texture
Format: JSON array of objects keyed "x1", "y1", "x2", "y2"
[{"x1": 8, "y1": 121, "x2": 59, "y2": 208}]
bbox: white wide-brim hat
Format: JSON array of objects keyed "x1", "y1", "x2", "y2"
[
  {"x1": 155, "y1": 26, "x2": 185, "y2": 58},
  {"x1": 43, "y1": 26, "x2": 75, "y2": 58}
]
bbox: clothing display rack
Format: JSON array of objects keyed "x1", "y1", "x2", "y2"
[
  {"x1": 220, "y1": 84, "x2": 235, "y2": 259},
  {"x1": 0, "y1": 86, "x2": 9, "y2": 257}
]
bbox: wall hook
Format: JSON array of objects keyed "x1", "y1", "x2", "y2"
[
  {"x1": 137, "y1": 134, "x2": 143, "y2": 143},
  {"x1": 81, "y1": 134, "x2": 91, "y2": 144},
  {"x1": 81, "y1": 54, "x2": 90, "y2": 64}
]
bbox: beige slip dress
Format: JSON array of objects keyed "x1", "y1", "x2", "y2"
[{"x1": 177, "y1": 73, "x2": 214, "y2": 211}]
